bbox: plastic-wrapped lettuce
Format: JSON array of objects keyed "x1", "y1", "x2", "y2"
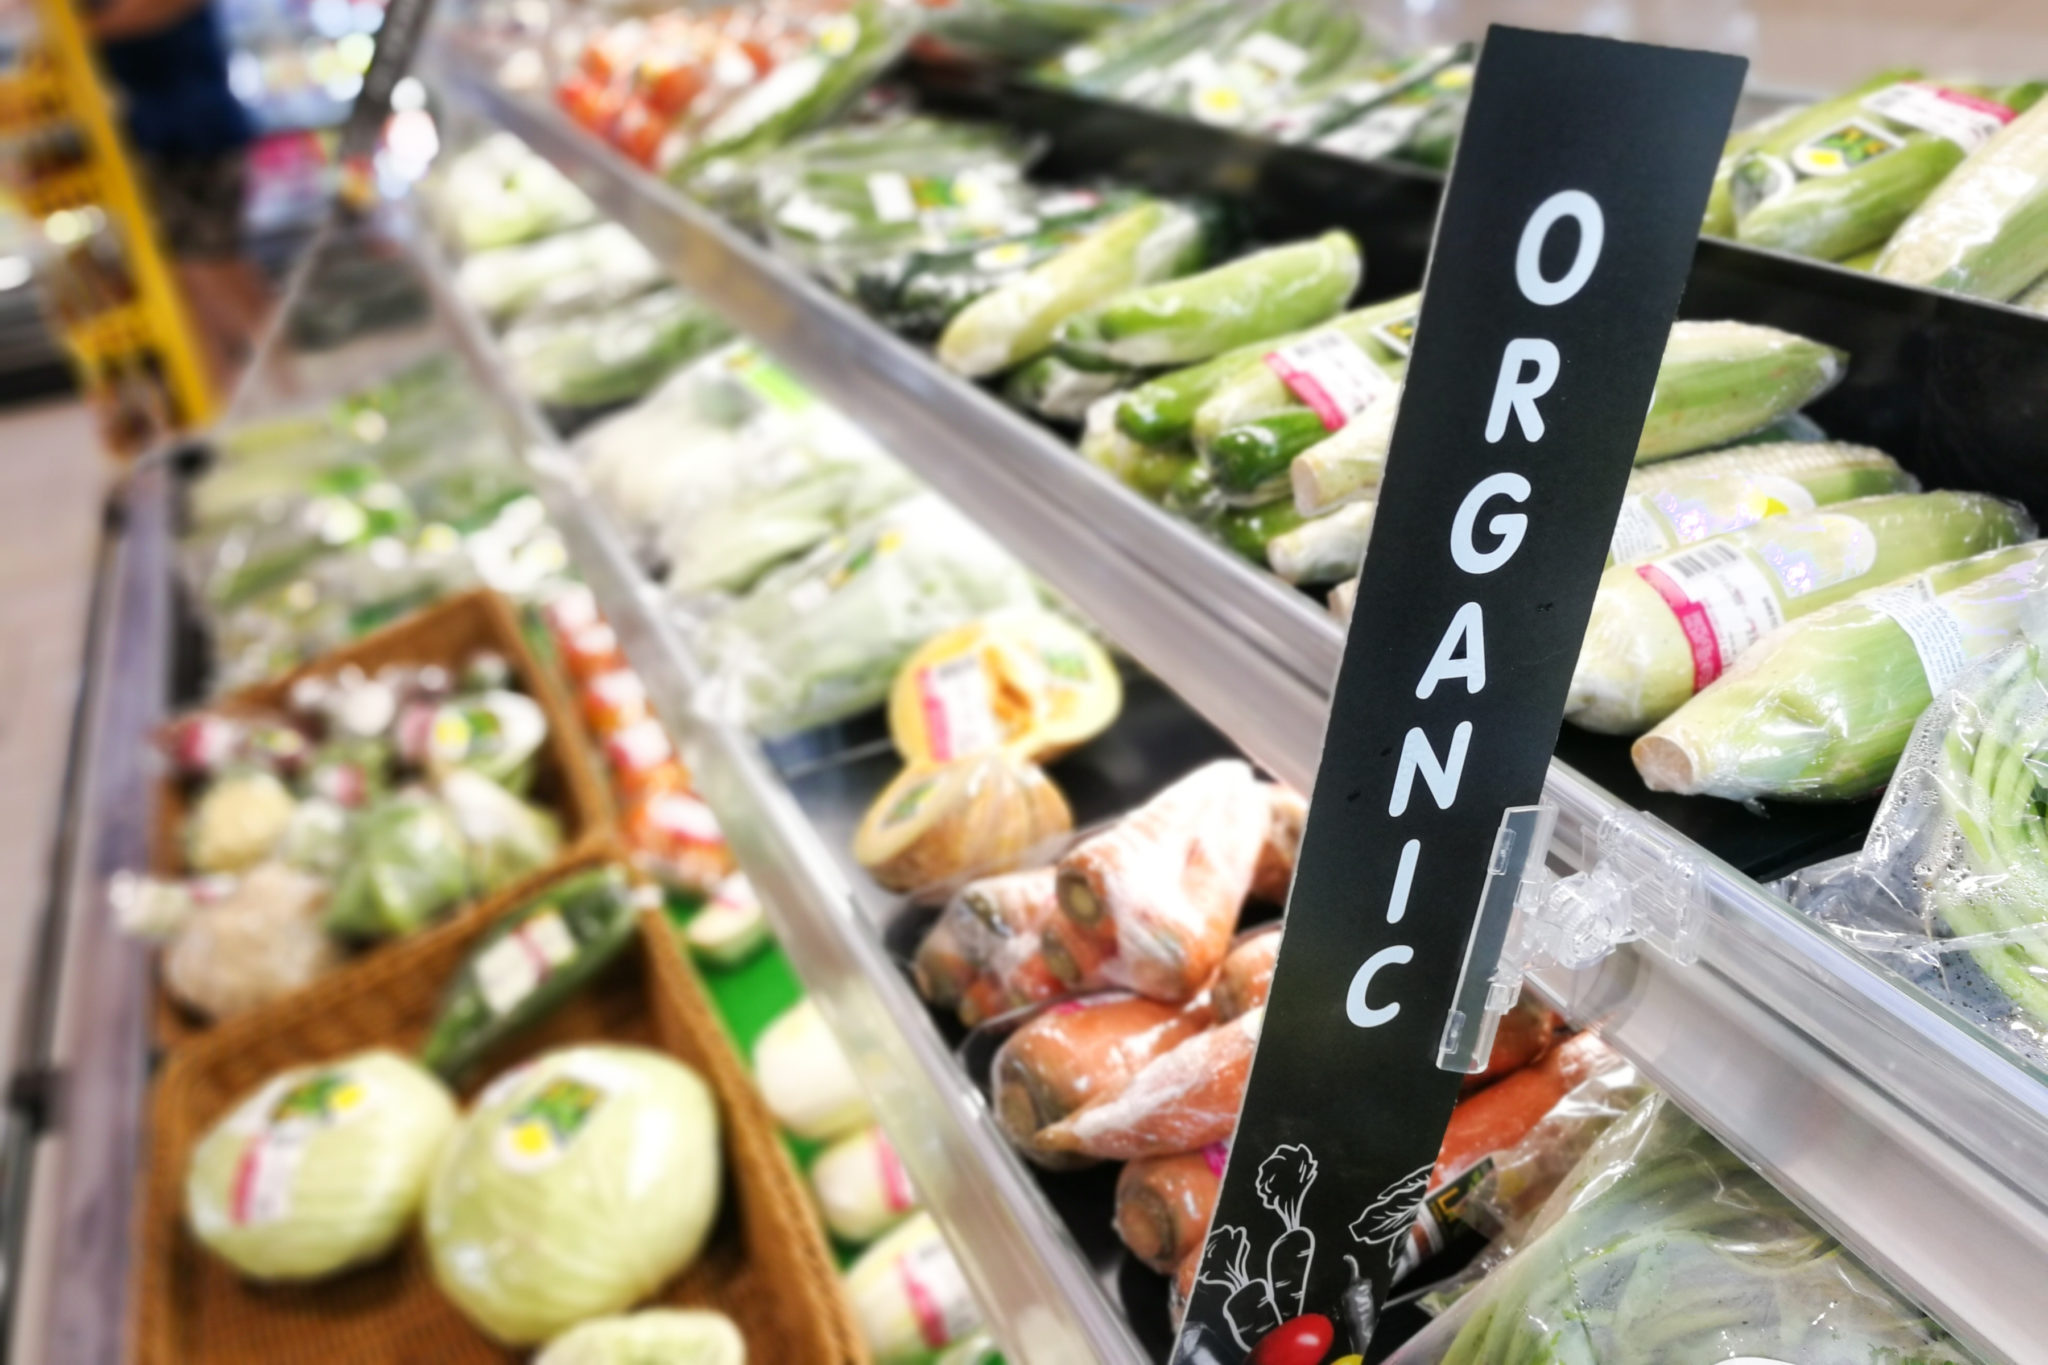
[
  {"x1": 323, "y1": 790, "x2": 473, "y2": 939},
  {"x1": 186, "y1": 1050, "x2": 457, "y2": 1281},
  {"x1": 698, "y1": 494, "x2": 1040, "y2": 736},
  {"x1": 1635, "y1": 540, "x2": 2048, "y2": 801},
  {"x1": 534, "y1": 1309, "x2": 747, "y2": 1365},
  {"x1": 1424, "y1": 1094, "x2": 1980, "y2": 1365},
  {"x1": 426, "y1": 1044, "x2": 722, "y2": 1346}
]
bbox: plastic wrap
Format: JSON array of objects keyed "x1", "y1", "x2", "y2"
[
  {"x1": 853, "y1": 751, "x2": 1073, "y2": 900},
  {"x1": 887, "y1": 609, "x2": 1123, "y2": 767},
  {"x1": 697, "y1": 494, "x2": 1041, "y2": 736},
  {"x1": 988, "y1": 991, "x2": 1213, "y2": 1167},
  {"x1": 1783, "y1": 639, "x2": 2048, "y2": 1067},
  {"x1": 913, "y1": 866, "x2": 1078, "y2": 1024},
  {"x1": 1636, "y1": 320, "x2": 1845, "y2": 463},
  {"x1": 1568, "y1": 490, "x2": 2035, "y2": 735},
  {"x1": 1035, "y1": 1006, "x2": 1261, "y2": 1159},
  {"x1": 754, "y1": 999, "x2": 873, "y2": 1142},
  {"x1": 1115, "y1": 1145, "x2": 1227, "y2": 1273},
  {"x1": 1391, "y1": 1094, "x2": 1981, "y2": 1364},
  {"x1": 1636, "y1": 540, "x2": 2048, "y2": 801},
  {"x1": 163, "y1": 864, "x2": 341, "y2": 1023},
  {"x1": 454, "y1": 222, "x2": 663, "y2": 326},
  {"x1": 186, "y1": 1051, "x2": 457, "y2": 1281},
  {"x1": 1211, "y1": 926, "x2": 1280, "y2": 1022},
  {"x1": 1317, "y1": 55, "x2": 1473, "y2": 168},
  {"x1": 810, "y1": 1125, "x2": 921, "y2": 1244},
  {"x1": 1052, "y1": 759, "x2": 1270, "y2": 1002},
  {"x1": 425, "y1": 1045, "x2": 723, "y2": 1346},
  {"x1": 503, "y1": 286, "x2": 735, "y2": 410},
  {"x1": 428, "y1": 132, "x2": 597, "y2": 251},
  {"x1": 532, "y1": 1309, "x2": 746, "y2": 1365},
  {"x1": 844, "y1": 1212, "x2": 985, "y2": 1363},
  {"x1": 921, "y1": 0, "x2": 1145, "y2": 64},
  {"x1": 1878, "y1": 97, "x2": 2048, "y2": 300},
  {"x1": 1036, "y1": 0, "x2": 1242, "y2": 96},
  {"x1": 323, "y1": 791, "x2": 473, "y2": 939}
]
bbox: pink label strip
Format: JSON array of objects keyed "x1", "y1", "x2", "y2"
[{"x1": 1635, "y1": 562, "x2": 1723, "y2": 690}]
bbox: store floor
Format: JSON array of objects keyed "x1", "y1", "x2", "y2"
[{"x1": 0, "y1": 400, "x2": 106, "y2": 1076}]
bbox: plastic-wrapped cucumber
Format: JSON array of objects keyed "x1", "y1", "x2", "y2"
[
  {"x1": 1606, "y1": 441, "x2": 1914, "y2": 565},
  {"x1": 1262, "y1": 44, "x2": 1464, "y2": 144},
  {"x1": 419, "y1": 866, "x2": 640, "y2": 1083},
  {"x1": 1636, "y1": 321, "x2": 1845, "y2": 462},
  {"x1": 1212, "y1": 494, "x2": 1307, "y2": 565},
  {"x1": 1289, "y1": 397, "x2": 1400, "y2": 513},
  {"x1": 937, "y1": 201, "x2": 1211, "y2": 378},
  {"x1": 1193, "y1": 292, "x2": 1417, "y2": 497},
  {"x1": 1268, "y1": 499, "x2": 1375, "y2": 584},
  {"x1": 1877, "y1": 97, "x2": 2048, "y2": 300},
  {"x1": 1053, "y1": 231, "x2": 1360, "y2": 370},
  {"x1": 924, "y1": 0, "x2": 1147, "y2": 65},
  {"x1": 1732, "y1": 80, "x2": 2045, "y2": 262},
  {"x1": 1114, "y1": 328, "x2": 1313, "y2": 445},
  {"x1": 1154, "y1": 0, "x2": 1374, "y2": 129},
  {"x1": 1079, "y1": 396, "x2": 1193, "y2": 501},
  {"x1": 1005, "y1": 353, "x2": 1136, "y2": 422},
  {"x1": 1568, "y1": 490, "x2": 2035, "y2": 735},
  {"x1": 1317, "y1": 58, "x2": 1474, "y2": 167},
  {"x1": 1036, "y1": 0, "x2": 1240, "y2": 95},
  {"x1": 1164, "y1": 457, "x2": 1226, "y2": 525},
  {"x1": 1705, "y1": 70, "x2": 1916, "y2": 236},
  {"x1": 1635, "y1": 541, "x2": 2048, "y2": 801}
]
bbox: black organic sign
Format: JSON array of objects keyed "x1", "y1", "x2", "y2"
[{"x1": 1173, "y1": 27, "x2": 1743, "y2": 1365}]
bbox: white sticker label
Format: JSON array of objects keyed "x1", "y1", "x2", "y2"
[
  {"x1": 1636, "y1": 541, "x2": 1787, "y2": 689},
  {"x1": 1865, "y1": 575, "x2": 1972, "y2": 694},
  {"x1": 1236, "y1": 32, "x2": 1310, "y2": 82},
  {"x1": 867, "y1": 171, "x2": 917, "y2": 225},
  {"x1": 917, "y1": 654, "x2": 1003, "y2": 762},
  {"x1": 898, "y1": 1236, "x2": 979, "y2": 1348},
  {"x1": 475, "y1": 909, "x2": 581, "y2": 1017},
  {"x1": 1609, "y1": 495, "x2": 1673, "y2": 563},
  {"x1": 1265, "y1": 331, "x2": 1399, "y2": 431},
  {"x1": 226, "y1": 1069, "x2": 373, "y2": 1226},
  {"x1": 232, "y1": 1130, "x2": 308, "y2": 1226},
  {"x1": 646, "y1": 791, "x2": 724, "y2": 845},
  {"x1": 1322, "y1": 103, "x2": 1426, "y2": 159},
  {"x1": 1863, "y1": 82, "x2": 2014, "y2": 153},
  {"x1": 775, "y1": 193, "x2": 854, "y2": 240}
]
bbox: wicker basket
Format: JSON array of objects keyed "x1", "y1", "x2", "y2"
[
  {"x1": 134, "y1": 848, "x2": 867, "y2": 1365},
  {"x1": 153, "y1": 588, "x2": 614, "y2": 1048}
]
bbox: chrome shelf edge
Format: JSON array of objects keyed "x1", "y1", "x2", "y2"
[
  {"x1": 424, "y1": 57, "x2": 2048, "y2": 1361},
  {"x1": 408, "y1": 226, "x2": 1150, "y2": 1365}
]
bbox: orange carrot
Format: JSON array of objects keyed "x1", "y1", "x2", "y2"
[
  {"x1": 1037, "y1": 1008, "x2": 1262, "y2": 1160},
  {"x1": 1251, "y1": 785, "x2": 1308, "y2": 903},
  {"x1": 1114, "y1": 1145, "x2": 1227, "y2": 1273},
  {"x1": 1435, "y1": 1033, "x2": 1617, "y2": 1184},
  {"x1": 1459, "y1": 996, "x2": 1562, "y2": 1094},
  {"x1": 1054, "y1": 761, "x2": 1268, "y2": 1003},
  {"x1": 1213, "y1": 926, "x2": 1281, "y2": 1022},
  {"x1": 991, "y1": 994, "x2": 1213, "y2": 1166}
]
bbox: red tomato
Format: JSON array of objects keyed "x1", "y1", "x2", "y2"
[
  {"x1": 1248, "y1": 1315, "x2": 1335, "y2": 1365},
  {"x1": 644, "y1": 61, "x2": 706, "y2": 118}
]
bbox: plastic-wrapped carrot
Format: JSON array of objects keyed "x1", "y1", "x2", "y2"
[
  {"x1": 1434, "y1": 1033, "x2": 1618, "y2": 1185},
  {"x1": 1459, "y1": 997, "x2": 1561, "y2": 1094},
  {"x1": 911, "y1": 913, "x2": 978, "y2": 1012},
  {"x1": 1212, "y1": 926, "x2": 1281, "y2": 1022},
  {"x1": 1115, "y1": 1145, "x2": 1227, "y2": 1273},
  {"x1": 1054, "y1": 760, "x2": 1269, "y2": 1002},
  {"x1": 1172, "y1": 1248, "x2": 1202, "y2": 1321},
  {"x1": 1252, "y1": 784, "x2": 1307, "y2": 903},
  {"x1": 913, "y1": 868, "x2": 1064, "y2": 1017},
  {"x1": 992, "y1": 993, "x2": 1214, "y2": 1167},
  {"x1": 1037, "y1": 1007, "x2": 1263, "y2": 1160}
]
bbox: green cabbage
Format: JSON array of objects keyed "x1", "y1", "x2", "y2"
[
  {"x1": 534, "y1": 1309, "x2": 747, "y2": 1365},
  {"x1": 185, "y1": 1050, "x2": 456, "y2": 1281},
  {"x1": 425, "y1": 1045, "x2": 723, "y2": 1346}
]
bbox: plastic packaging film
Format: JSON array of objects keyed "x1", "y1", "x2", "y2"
[
  {"x1": 853, "y1": 750, "x2": 1074, "y2": 901},
  {"x1": 1877, "y1": 98, "x2": 2048, "y2": 300}
]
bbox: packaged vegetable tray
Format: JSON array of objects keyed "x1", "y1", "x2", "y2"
[
  {"x1": 134, "y1": 848, "x2": 866, "y2": 1365},
  {"x1": 149, "y1": 589, "x2": 614, "y2": 1048}
]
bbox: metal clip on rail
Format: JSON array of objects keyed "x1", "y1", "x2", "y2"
[{"x1": 1439, "y1": 805, "x2": 1708, "y2": 1074}]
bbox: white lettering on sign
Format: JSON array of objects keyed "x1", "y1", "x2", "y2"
[
  {"x1": 1385, "y1": 839, "x2": 1421, "y2": 925},
  {"x1": 1346, "y1": 945, "x2": 1416, "y2": 1027},
  {"x1": 1417, "y1": 601, "x2": 1487, "y2": 698},
  {"x1": 1389, "y1": 721, "x2": 1474, "y2": 817},
  {"x1": 1485, "y1": 340, "x2": 1560, "y2": 443},
  {"x1": 1515, "y1": 189, "x2": 1605, "y2": 305},
  {"x1": 1451, "y1": 473, "x2": 1531, "y2": 574}
]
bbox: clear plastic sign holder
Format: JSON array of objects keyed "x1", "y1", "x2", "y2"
[{"x1": 1439, "y1": 802, "x2": 1709, "y2": 1073}]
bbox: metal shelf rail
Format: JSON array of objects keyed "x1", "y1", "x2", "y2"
[{"x1": 425, "y1": 45, "x2": 2048, "y2": 1363}]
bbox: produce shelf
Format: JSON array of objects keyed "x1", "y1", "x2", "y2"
[{"x1": 427, "y1": 43, "x2": 2048, "y2": 1364}]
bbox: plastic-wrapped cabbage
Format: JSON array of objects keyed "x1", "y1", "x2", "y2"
[
  {"x1": 186, "y1": 1050, "x2": 457, "y2": 1281},
  {"x1": 186, "y1": 770, "x2": 297, "y2": 873},
  {"x1": 439, "y1": 769, "x2": 563, "y2": 892},
  {"x1": 426, "y1": 1044, "x2": 722, "y2": 1345},
  {"x1": 505, "y1": 287, "x2": 735, "y2": 411},
  {"x1": 699, "y1": 494, "x2": 1040, "y2": 736},
  {"x1": 1426, "y1": 1095, "x2": 1980, "y2": 1364},
  {"x1": 322, "y1": 791, "x2": 472, "y2": 939},
  {"x1": 535, "y1": 1309, "x2": 747, "y2": 1365}
]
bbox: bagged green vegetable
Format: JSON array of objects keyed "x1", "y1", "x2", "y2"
[
  {"x1": 1636, "y1": 541, "x2": 2048, "y2": 801},
  {"x1": 1430, "y1": 1094, "x2": 1981, "y2": 1365},
  {"x1": 1147, "y1": 0, "x2": 1375, "y2": 130},
  {"x1": 1262, "y1": 43, "x2": 1464, "y2": 144},
  {"x1": 1004, "y1": 352, "x2": 1135, "y2": 422},
  {"x1": 323, "y1": 790, "x2": 473, "y2": 939},
  {"x1": 437, "y1": 769, "x2": 561, "y2": 891},
  {"x1": 1567, "y1": 490, "x2": 2034, "y2": 734},
  {"x1": 430, "y1": 133, "x2": 597, "y2": 252},
  {"x1": 1053, "y1": 231, "x2": 1360, "y2": 370},
  {"x1": 426, "y1": 1044, "x2": 722, "y2": 1346},
  {"x1": 456, "y1": 223, "x2": 664, "y2": 327},
  {"x1": 1035, "y1": 0, "x2": 1242, "y2": 95},
  {"x1": 420, "y1": 866, "x2": 640, "y2": 1082},
  {"x1": 1317, "y1": 57, "x2": 1473, "y2": 167},
  {"x1": 1080, "y1": 395, "x2": 1194, "y2": 502},
  {"x1": 1636, "y1": 320, "x2": 1845, "y2": 462},
  {"x1": 505, "y1": 287, "x2": 735, "y2": 410},
  {"x1": 936, "y1": 200, "x2": 1211, "y2": 378},
  {"x1": 1606, "y1": 440, "x2": 1913, "y2": 565},
  {"x1": 698, "y1": 494, "x2": 1039, "y2": 736},
  {"x1": 534, "y1": 1309, "x2": 747, "y2": 1365},
  {"x1": 1877, "y1": 96, "x2": 2048, "y2": 300},
  {"x1": 924, "y1": 0, "x2": 1144, "y2": 63},
  {"x1": 1268, "y1": 499, "x2": 1374, "y2": 584},
  {"x1": 187, "y1": 1050, "x2": 457, "y2": 1281},
  {"x1": 844, "y1": 1213, "x2": 984, "y2": 1364}
]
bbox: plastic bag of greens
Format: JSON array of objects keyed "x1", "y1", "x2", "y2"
[
  {"x1": 1385, "y1": 1094, "x2": 1982, "y2": 1365},
  {"x1": 323, "y1": 790, "x2": 473, "y2": 939},
  {"x1": 455, "y1": 223, "x2": 663, "y2": 326},
  {"x1": 1318, "y1": 56, "x2": 1474, "y2": 168},
  {"x1": 1145, "y1": 0, "x2": 1377, "y2": 130},
  {"x1": 430, "y1": 133, "x2": 597, "y2": 252},
  {"x1": 1036, "y1": 0, "x2": 1243, "y2": 96},
  {"x1": 1781, "y1": 635, "x2": 2048, "y2": 1071},
  {"x1": 697, "y1": 493, "x2": 1040, "y2": 736},
  {"x1": 438, "y1": 769, "x2": 563, "y2": 893},
  {"x1": 504, "y1": 287, "x2": 734, "y2": 411},
  {"x1": 923, "y1": 0, "x2": 1145, "y2": 63}
]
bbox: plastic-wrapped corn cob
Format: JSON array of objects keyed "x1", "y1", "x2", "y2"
[{"x1": 1877, "y1": 98, "x2": 2048, "y2": 300}]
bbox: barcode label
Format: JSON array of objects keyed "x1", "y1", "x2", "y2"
[
  {"x1": 1608, "y1": 495, "x2": 1672, "y2": 563},
  {"x1": 1636, "y1": 542, "x2": 1785, "y2": 689},
  {"x1": 1265, "y1": 331, "x2": 1398, "y2": 431},
  {"x1": 1864, "y1": 575, "x2": 1972, "y2": 694},
  {"x1": 868, "y1": 172, "x2": 917, "y2": 224},
  {"x1": 1864, "y1": 82, "x2": 2014, "y2": 153},
  {"x1": 918, "y1": 654, "x2": 1003, "y2": 762}
]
